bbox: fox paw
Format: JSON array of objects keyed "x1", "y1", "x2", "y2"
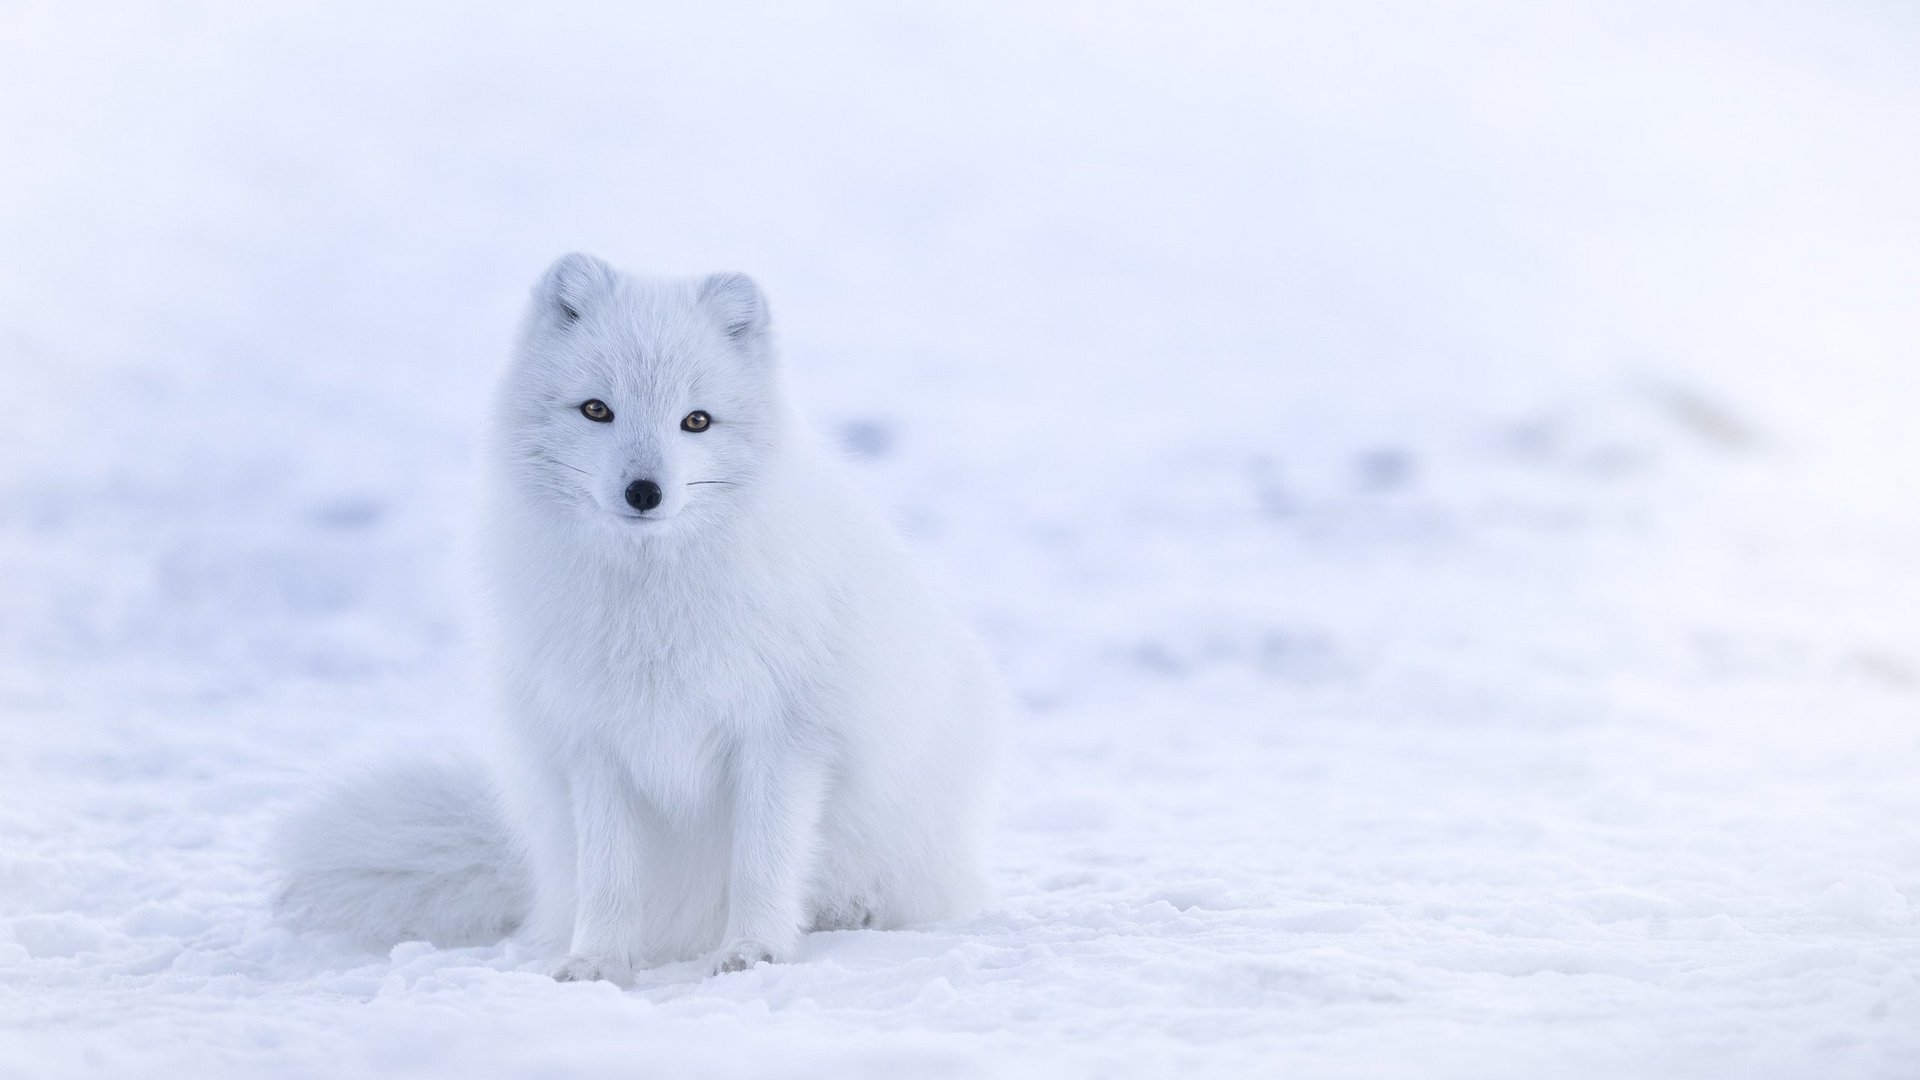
[
  {"x1": 550, "y1": 952, "x2": 632, "y2": 986},
  {"x1": 711, "y1": 939, "x2": 778, "y2": 976},
  {"x1": 810, "y1": 901, "x2": 876, "y2": 932}
]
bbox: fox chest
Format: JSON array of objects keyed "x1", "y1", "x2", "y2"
[{"x1": 509, "y1": 586, "x2": 821, "y2": 794}]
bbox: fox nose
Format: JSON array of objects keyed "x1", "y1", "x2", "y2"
[{"x1": 624, "y1": 479, "x2": 663, "y2": 512}]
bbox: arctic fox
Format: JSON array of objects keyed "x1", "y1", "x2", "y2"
[{"x1": 278, "y1": 254, "x2": 1002, "y2": 983}]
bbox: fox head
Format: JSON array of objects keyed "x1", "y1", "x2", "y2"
[{"x1": 492, "y1": 254, "x2": 787, "y2": 534}]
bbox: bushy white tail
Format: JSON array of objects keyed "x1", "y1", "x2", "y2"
[{"x1": 275, "y1": 757, "x2": 530, "y2": 950}]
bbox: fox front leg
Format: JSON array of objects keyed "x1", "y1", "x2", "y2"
[
  {"x1": 711, "y1": 741, "x2": 828, "y2": 975},
  {"x1": 550, "y1": 756, "x2": 648, "y2": 987}
]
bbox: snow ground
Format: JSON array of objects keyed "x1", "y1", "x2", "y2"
[{"x1": 2, "y1": 2, "x2": 1919, "y2": 1076}]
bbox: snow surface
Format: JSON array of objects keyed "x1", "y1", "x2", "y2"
[{"x1": 3, "y1": 1, "x2": 1919, "y2": 1077}]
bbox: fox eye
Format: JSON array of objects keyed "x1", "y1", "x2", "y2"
[
  {"x1": 580, "y1": 399, "x2": 613, "y2": 422},
  {"x1": 681, "y1": 410, "x2": 712, "y2": 433}
]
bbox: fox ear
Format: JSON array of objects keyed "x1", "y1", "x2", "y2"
[
  {"x1": 537, "y1": 253, "x2": 616, "y2": 325},
  {"x1": 698, "y1": 272, "x2": 770, "y2": 348}
]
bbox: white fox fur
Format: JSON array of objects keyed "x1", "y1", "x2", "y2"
[{"x1": 278, "y1": 255, "x2": 1002, "y2": 982}]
